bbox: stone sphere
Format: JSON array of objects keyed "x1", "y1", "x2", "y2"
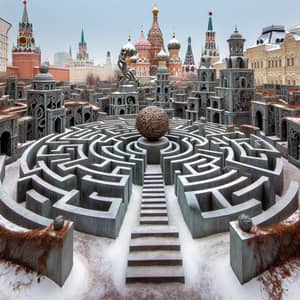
[
  {"x1": 136, "y1": 106, "x2": 169, "y2": 141},
  {"x1": 53, "y1": 215, "x2": 65, "y2": 231},
  {"x1": 238, "y1": 214, "x2": 253, "y2": 233}
]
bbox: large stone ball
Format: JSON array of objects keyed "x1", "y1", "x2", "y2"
[{"x1": 136, "y1": 106, "x2": 169, "y2": 141}]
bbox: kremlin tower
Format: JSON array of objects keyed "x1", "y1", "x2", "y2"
[
  {"x1": 147, "y1": 6, "x2": 164, "y2": 75},
  {"x1": 168, "y1": 32, "x2": 182, "y2": 78},
  {"x1": 12, "y1": 0, "x2": 41, "y2": 80},
  {"x1": 74, "y1": 28, "x2": 93, "y2": 66},
  {"x1": 202, "y1": 12, "x2": 220, "y2": 64}
]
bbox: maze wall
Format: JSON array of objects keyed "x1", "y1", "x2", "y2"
[
  {"x1": 17, "y1": 119, "x2": 146, "y2": 238},
  {"x1": 1, "y1": 118, "x2": 296, "y2": 240}
]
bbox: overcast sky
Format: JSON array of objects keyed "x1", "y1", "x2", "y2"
[{"x1": 1, "y1": 0, "x2": 300, "y2": 66}]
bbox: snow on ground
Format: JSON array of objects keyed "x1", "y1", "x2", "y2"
[
  {"x1": 3, "y1": 159, "x2": 19, "y2": 200},
  {"x1": 0, "y1": 253, "x2": 88, "y2": 300},
  {"x1": 0, "y1": 160, "x2": 300, "y2": 299}
]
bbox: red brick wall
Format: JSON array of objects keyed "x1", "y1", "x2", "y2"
[{"x1": 12, "y1": 52, "x2": 41, "y2": 79}]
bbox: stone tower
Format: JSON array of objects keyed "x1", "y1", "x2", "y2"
[
  {"x1": 202, "y1": 12, "x2": 220, "y2": 65},
  {"x1": 148, "y1": 6, "x2": 164, "y2": 75},
  {"x1": 186, "y1": 56, "x2": 217, "y2": 121},
  {"x1": 12, "y1": 0, "x2": 41, "y2": 79},
  {"x1": 183, "y1": 37, "x2": 196, "y2": 78},
  {"x1": 197, "y1": 56, "x2": 217, "y2": 92},
  {"x1": 209, "y1": 27, "x2": 255, "y2": 125},
  {"x1": 168, "y1": 33, "x2": 182, "y2": 78},
  {"x1": 27, "y1": 65, "x2": 65, "y2": 139},
  {"x1": 155, "y1": 48, "x2": 173, "y2": 117}
]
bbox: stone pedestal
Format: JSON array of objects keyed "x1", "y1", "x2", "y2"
[{"x1": 137, "y1": 137, "x2": 169, "y2": 164}]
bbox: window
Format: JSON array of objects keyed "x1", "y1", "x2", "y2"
[
  {"x1": 291, "y1": 58, "x2": 295, "y2": 66},
  {"x1": 287, "y1": 58, "x2": 290, "y2": 66}
]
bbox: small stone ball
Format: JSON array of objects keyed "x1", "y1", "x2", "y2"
[
  {"x1": 238, "y1": 214, "x2": 253, "y2": 233},
  {"x1": 39, "y1": 64, "x2": 49, "y2": 74},
  {"x1": 136, "y1": 106, "x2": 169, "y2": 141},
  {"x1": 53, "y1": 215, "x2": 65, "y2": 231}
]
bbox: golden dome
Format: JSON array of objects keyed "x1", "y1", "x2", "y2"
[{"x1": 152, "y1": 5, "x2": 159, "y2": 15}]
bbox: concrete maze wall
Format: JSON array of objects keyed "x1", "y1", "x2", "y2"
[{"x1": 13, "y1": 118, "x2": 296, "y2": 241}]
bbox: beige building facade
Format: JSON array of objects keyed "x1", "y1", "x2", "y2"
[
  {"x1": 0, "y1": 18, "x2": 11, "y2": 73},
  {"x1": 245, "y1": 25, "x2": 300, "y2": 86}
]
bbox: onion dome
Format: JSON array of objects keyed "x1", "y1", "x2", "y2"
[
  {"x1": 152, "y1": 5, "x2": 159, "y2": 16},
  {"x1": 135, "y1": 29, "x2": 151, "y2": 50},
  {"x1": 122, "y1": 35, "x2": 137, "y2": 57},
  {"x1": 158, "y1": 48, "x2": 169, "y2": 61},
  {"x1": 168, "y1": 32, "x2": 181, "y2": 50}
]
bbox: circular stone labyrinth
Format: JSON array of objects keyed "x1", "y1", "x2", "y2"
[
  {"x1": 2, "y1": 118, "x2": 296, "y2": 238},
  {"x1": 1, "y1": 118, "x2": 300, "y2": 298}
]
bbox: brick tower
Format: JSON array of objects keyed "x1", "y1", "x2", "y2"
[
  {"x1": 202, "y1": 12, "x2": 220, "y2": 65},
  {"x1": 12, "y1": 0, "x2": 41, "y2": 79}
]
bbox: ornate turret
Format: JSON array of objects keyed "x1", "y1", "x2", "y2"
[
  {"x1": 227, "y1": 26, "x2": 246, "y2": 57},
  {"x1": 202, "y1": 12, "x2": 219, "y2": 64},
  {"x1": 148, "y1": 5, "x2": 164, "y2": 75}
]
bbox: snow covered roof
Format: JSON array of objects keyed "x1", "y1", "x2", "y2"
[{"x1": 254, "y1": 25, "x2": 286, "y2": 47}]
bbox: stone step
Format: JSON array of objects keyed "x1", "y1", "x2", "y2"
[
  {"x1": 142, "y1": 199, "x2": 166, "y2": 204},
  {"x1": 140, "y1": 216, "x2": 169, "y2": 225},
  {"x1": 131, "y1": 226, "x2": 179, "y2": 238},
  {"x1": 128, "y1": 251, "x2": 182, "y2": 266},
  {"x1": 126, "y1": 265, "x2": 185, "y2": 284},
  {"x1": 144, "y1": 175, "x2": 163, "y2": 180},
  {"x1": 129, "y1": 237, "x2": 180, "y2": 251},
  {"x1": 144, "y1": 179, "x2": 164, "y2": 184},
  {"x1": 140, "y1": 209, "x2": 168, "y2": 217},
  {"x1": 141, "y1": 204, "x2": 167, "y2": 210},
  {"x1": 143, "y1": 187, "x2": 165, "y2": 192},
  {"x1": 143, "y1": 184, "x2": 165, "y2": 189},
  {"x1": 142, "y1": 193, "x2": 165, "y2": 198}
]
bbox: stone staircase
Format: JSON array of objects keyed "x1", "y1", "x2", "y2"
[{"x1": 126, "y1": 169, "x2": 185, "y2": 284}]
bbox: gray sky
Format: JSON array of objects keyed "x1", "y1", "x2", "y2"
[{"x1": 1, "y1": 0, "x2": 300, "y2": 65}]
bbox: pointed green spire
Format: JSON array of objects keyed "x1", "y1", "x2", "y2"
[
  {"x1": 81, "y1": 28, "x2": 85, "y2": 44},
  {"x1": 208, "y1": 12, "x2": 213, "y2": 31},
  {"x1": 22, "y1": 0, "x2": 29, "y2": 24},
  {"x1": 69, "y1": 46, "x2": 72, "y2": 57}
]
